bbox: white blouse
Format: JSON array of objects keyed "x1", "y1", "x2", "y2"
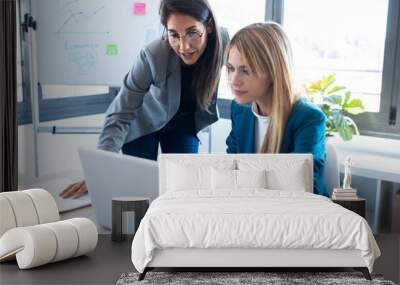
[{"x1": 252, "y1": 102, "x2": 271, "y2": 153}]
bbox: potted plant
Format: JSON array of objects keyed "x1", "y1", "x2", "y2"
[{"x1": 303, "y1": 73, "x2": 365, "y2": 141}]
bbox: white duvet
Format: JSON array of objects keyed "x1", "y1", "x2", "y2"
[{"x1": 131, "y1": 190, "x2": 380, "y2": 273}]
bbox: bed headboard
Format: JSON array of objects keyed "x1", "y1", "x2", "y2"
[{"x1": 158, "y1": 154, "x2": 313, "y2": 195}]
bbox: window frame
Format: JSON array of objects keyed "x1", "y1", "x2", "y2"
[{"x1": 352, "y1": 0, "x2": 400, "y2": 138}]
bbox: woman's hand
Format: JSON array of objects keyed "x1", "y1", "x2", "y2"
[{"x1": 59, "y1": 180, "x2": 88, "y2": 199}]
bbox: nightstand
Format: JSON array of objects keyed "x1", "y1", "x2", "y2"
[
  {"x1": 332, "y1": 198, "x2": 366, "y2": 218},
  {"x1": 112, "y1": 197, "x2": 150, "y2": 242}
]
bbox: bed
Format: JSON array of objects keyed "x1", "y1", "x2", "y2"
[{"x1": 131, "y1": 154, "x2": 380, "y2": 280}]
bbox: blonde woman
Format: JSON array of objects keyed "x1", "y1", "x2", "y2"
[{"x1": 225, "y1": 22, "x2": 327, "y2": 196}]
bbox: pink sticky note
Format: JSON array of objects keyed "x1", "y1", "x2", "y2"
[{"x1": 133, "y1": 2, "x2": 146, "y2": 15}]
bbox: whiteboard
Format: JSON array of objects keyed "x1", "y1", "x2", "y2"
[{"x1": 32, "y1": 0, "x2": 163, "y2": 86}]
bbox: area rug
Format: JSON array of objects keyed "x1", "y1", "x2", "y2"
[{"x1": 116, "y1": 271, "x2": 396, "y2": 285}]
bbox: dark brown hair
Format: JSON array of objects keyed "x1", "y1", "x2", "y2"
[{"x1": 159, "y1": 0, "x2": 223, "y2": 110}]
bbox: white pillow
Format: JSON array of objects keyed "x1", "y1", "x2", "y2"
[
  {"x1": 211, "y1": 168, "x2": 267, "y2": 190},
  {"x1": 168, "y1": 163, "x2": 210, "y2": 191},
  {"x1": 266, "y1": 162, "x2": 308, "y2": 191},
  {"x1": 237, "y1": 169, "x2": 267, "y2": 189},
  {"x1": 211, "y1": 168, "x2": 236, "y2": 190},
  {"x1": 166, "y1": 159, "x2": 236, "y2": 192},
  {"x1": 238, "y1": 158, "x2": 310, "y2": 192}
]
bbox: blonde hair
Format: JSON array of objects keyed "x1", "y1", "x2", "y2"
[{"x1": 226, "y1": 22, "x2": 300, "y2": 153}]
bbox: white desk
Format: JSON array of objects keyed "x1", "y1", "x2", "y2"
[
  {"x1": 337, "y1": 152, "x2": 400, "y2": 183},
  {"x1": 331, "y1": 135, "x2": 400, "y2": 233}
]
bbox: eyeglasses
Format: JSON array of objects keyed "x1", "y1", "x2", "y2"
[{"x1": 167, "y1": 29, "x2": 204, "y2": 47}]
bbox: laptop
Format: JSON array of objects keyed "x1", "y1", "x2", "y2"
[{"x1": 78, "y1": 148, "x2": 158, "y2": 230}]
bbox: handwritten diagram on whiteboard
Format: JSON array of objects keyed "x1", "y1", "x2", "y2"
[{"x1": 32, "y1": 0, "x2": 162, "y2": 86}]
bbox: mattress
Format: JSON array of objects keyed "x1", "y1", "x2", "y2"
[{"x1": 131, "y1": 190, "x2": 380, "y2": 273}]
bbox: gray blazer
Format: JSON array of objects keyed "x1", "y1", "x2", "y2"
[{"x1": 97, "y1": 38, "x2": 220, "y2": 152}]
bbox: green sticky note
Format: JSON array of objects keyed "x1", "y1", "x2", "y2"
[{"x1": 106, "y1": 44, "x2": 118, "y2": 56}]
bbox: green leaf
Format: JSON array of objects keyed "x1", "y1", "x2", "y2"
[
  {"x1": 338, "y1": 126, "x2": 353, "y2": 141},
  {"x1": 302, "y1": 73, "x2": 365, "y2": 142},
  {"x1": 308, "y1": 80, "x2": 323, "y2": 92},
  {"x1": 321, "y1": 73, "x2": 335, "y2": 90},
  {"x1": 344, "y1": 98, "x2": 365, "y2": 115},
  {"x1": 325, "y1": 95, "x2": 342, "y2": 108},
  {"x1": 330, "y1": 111, "x2": 356, "y2": 141},
  {"x1": 325, "y1": 118, "x2": 334, "y2": 133},
  {"x1": 327, "y1": 85, "x2": 346, "y2": 95},
  {"x1": 321, "y1": 104, "x2": 330, "y2": 116},
  {"x1": 343, "y1": 91, "x2": 352, "y2": 106},
  {"x1": 331, "y1": 111, "x2": 346, "y2": 130}
]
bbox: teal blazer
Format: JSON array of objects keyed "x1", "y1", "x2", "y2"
[{"x1": 226, "y1": 98, "x2": 328, "y2": 196}]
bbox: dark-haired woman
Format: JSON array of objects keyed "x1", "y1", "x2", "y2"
[{"x1": 61, "y1": 0, "x2": 228, "y2": 198}]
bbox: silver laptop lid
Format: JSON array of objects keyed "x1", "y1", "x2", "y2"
[{"x1": 78, "y1": 148, "x2": 158, "y2": 229}]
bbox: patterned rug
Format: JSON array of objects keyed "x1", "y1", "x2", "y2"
[{"x1": 116, "y1": 271, "x2": 396, "y2": 285}]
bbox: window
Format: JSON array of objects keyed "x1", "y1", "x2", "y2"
[
  {"x1": 283, "y1": 0, "x2": 388, "y2": 113},
  {"x1": 269, "y1": 0, "x2": 400, "y2": 137},
  {"x1": 209, "y1": 0, "x2": 267, "y2": 116},
  {"x1": 209, "y1": 0, "x2": 266, "y2": 36}
]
